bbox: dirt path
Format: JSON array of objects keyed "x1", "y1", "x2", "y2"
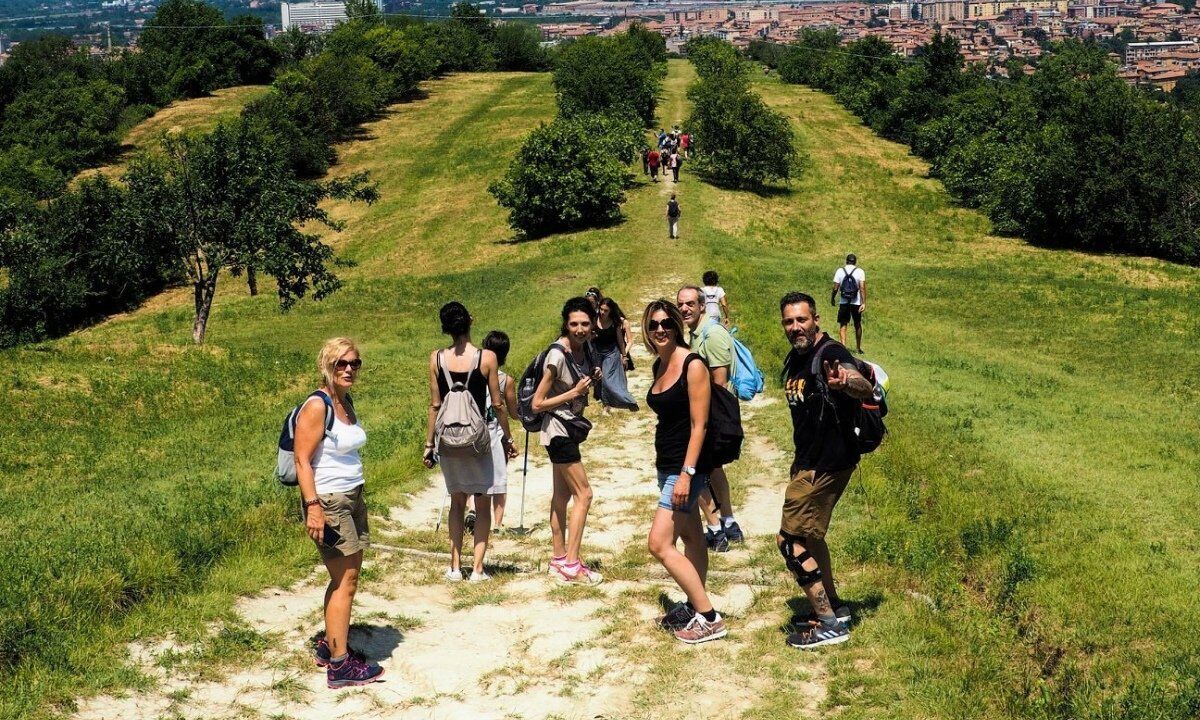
[{"x1": 71, "y1": 275, "x2": 823, "y2": 720}]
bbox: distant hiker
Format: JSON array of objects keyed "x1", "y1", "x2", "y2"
[
  {"x1": 424, "y1": 302, "x2": 516, "y2": 583},
  {"x1": 641, "y1": 146, "x2": 650, "y2": 176},
  {"x1": 669, "y1": 151, "x2": 682, "y2": 182},
  {"x1": 701, "y1": 270, "x2": 730, "y2": 327},
  {"x1": 667, "y1": 194, "x2": 681, "y2": 239},
  {"x1": 533, "y1": 297, "x2": 604, "y2": 585},
  {"x1": 658, "y1": 129, "x2": 668, "y2": 148},
  {"x1": 585, "y1": 286, "x2": 603, "y2": 309},
  {"x1": 483, "y1": 330, "x2": 520, "y2": 529},
  {"x1": 643, "y1": 299, "x2": 727, "y2": 644},
  {"x1": 777, "y1": 291, "x2": 874, "y2": 649},
  {"x1": 294, "y1": 337, "x2": 385, "y2": 688},
  {"x1": 831, "y1": 253, "x2": 866, "y2": 353},
  {"x1": 594, "y1": 297, "x2": 639, "y2": 413},
  {"x1": 648, "y1": 149, "x2": 661, "y2": 182},
  {"x1": 680, "y1": 132, "x2": 690, "y2": 158},
  {"x1": 676, "y1": 286, "x2": 743, "y2": 551}
]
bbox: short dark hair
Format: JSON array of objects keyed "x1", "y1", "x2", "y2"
[
  {"x1": 702, "y1": 270, "x2": 718, "y2": 286},
  {"x1": 779, "y1": 291, "x2": 817, "y2": 315},
  {"x1": 561, "y1": 296, "x2": 597, "y2": 336},
  {"x1": 846, "y1": 253, "x2": 857, "y2": 265},
  {"x1": 483, "y1": 330, "x2": 510, "y2": 367},
  {"x1": 439, "y1": 301, "x2": 471, "y2": 336}
]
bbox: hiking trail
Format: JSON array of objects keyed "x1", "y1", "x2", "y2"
[{"x1": 72, "y1": 280, "x2": 827, "y2": 719}]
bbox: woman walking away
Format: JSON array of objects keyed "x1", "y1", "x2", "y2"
[
  {"x1": 424, "y1": 302, "x2": 516, "y2": 583},
  {"x1": 295, "y1": 338, "x2": 385, "y2": 688},
  {"x1": 594, "y1": 297, "x2": 638, "y2": 413},
  {"x1": 648, "y1": 148, "x2": 661, "y2": 182},
  {"x1": 533, "y1": 297, "x2": 604, "y2": 585},
  {"x1": 667, "y1": 194, "x2": 681, "y2": 239},
  {"x1": 643, "y1": 301, "x2": 727, "y2": 644},
  {"x1": 483, "y1": 330, "x2": 520, "y2": 529},
  {"x1": 701, "y1": 270, "x2": 730, "y2": 326},
  {"x1": 670, "y1": 151, "x2": 682, "y2": 182}
]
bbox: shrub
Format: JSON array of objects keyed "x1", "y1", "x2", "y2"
[
  {"x1": 495, "y1": 23, "x2": 550, "y2": 71},
  {"x1": 489, "y1": 115, "x2": 629, "y2": 237},
  {"x1": 554, "y1": 34, "x2": 663, "y2": 125}
]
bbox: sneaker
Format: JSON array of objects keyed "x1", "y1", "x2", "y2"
[
  {"x1": 326, "y1": 655, "x2": 385, "y2": 689},
  {"x1": 553, "y1": 561, "x2": 603, "y2": 586},
  {"x1": 656, "y1": 602, "x2": 694, "y2": 631},
  {"x1": 313, "y1": 638, "x2": 366, "y2": 668},
  {"x1": 674, "y1": 613, "x2": 728, "y2": 644},
  {"x1": 705, "y1": 528, "x2": 731, "y2": 553},
  {"x1": 787, "y1": 622, "x2": 849, "y2": 650},
  {"x1": 548, "y1": 556, "x2": 567, "y2": 576},
  {"x1": 469, "y1": 570, "x2": 492, "y2": 583},
  {"x1": 723, "y1": 520, "x2": 745, "y2": 544},
  {"x1": 444, "y1": 568, "x2": 463, "y2": 581},
  {"x1": 464, "y1": 510, "x2": 476, "y2": 534}
]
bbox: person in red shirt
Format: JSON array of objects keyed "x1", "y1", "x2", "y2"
[
  {"x1": 648, "y1": 148, "x2": 661, "y2": 182},
  {"x1": 680, "y1": 133, "x2": 690, "y2": 158}
]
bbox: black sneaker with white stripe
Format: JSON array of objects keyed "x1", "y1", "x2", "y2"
[{"x1": 787, "y1": 621, "x2": 849, "y2": 650}]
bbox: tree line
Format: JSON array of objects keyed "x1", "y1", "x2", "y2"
[
  {"x1": 684, "y1": 37, "x2": 800, "y2": 189},
  {"x1": 0, "y1": 0, "x2": 552, "y2": 347},
  {"x1": 750, "y1": 33, "x2": 1200, "y2": 266},
  {"x1": 490, "y1": 26, "x2": 666, "y2": 237}
]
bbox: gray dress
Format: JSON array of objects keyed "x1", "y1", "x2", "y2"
[{"x1": 593, "y1": 322, "x2": 639, "y2": 410}]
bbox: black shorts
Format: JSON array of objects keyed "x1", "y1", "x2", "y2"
[
  {"x1": 837, "y1": 303, "x2": 862, "y2": 325},
  {"x1": 546, "y1": 436, "x2": 582, "y2": 464}
]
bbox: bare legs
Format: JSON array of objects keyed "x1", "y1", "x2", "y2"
[
  {"x1": 648, "y1": 505, "x2": 712, "y2": 612},
  {"x1": 491, "y1": 493, "x2": 506, "y2": 529},
  {"x1": 778, "y1": 534, "x2": 837, "y2": 618},
  {"x1": 807, "y1": 536, "x2": 841, "y2": 607},
  {"x1": 449, "y1": 492, "x2": 492, "y2": 574},
  {"x1": 322, "y1": 551, "x2": 363, "y2": 658},
  {"x1": 550, "y1": 461, "x2": 593, "y2": 563}
]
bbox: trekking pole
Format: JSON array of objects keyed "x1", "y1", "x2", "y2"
[
  {"x1": 435, "y1": 491, "x2": 448, "y2": 533},
  {"x1": 509, "y1": 431, "x2": 533, "y2": 536}
]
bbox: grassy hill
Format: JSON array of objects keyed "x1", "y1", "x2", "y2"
[{"x1": 2, "y1": 61, "x2": 1198, "y2": 719}]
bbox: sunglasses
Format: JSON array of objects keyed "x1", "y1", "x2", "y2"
[
  {"x1": 647, "y1": 319, "x2": 677, "y2": 332},
  {"x1": 334, "y1": 358, "x2": 363, "y2": 371}
]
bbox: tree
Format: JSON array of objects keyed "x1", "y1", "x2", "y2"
[
  {"x1": 1, "y1": 75, "x2": 125, "y2": 172},
  {"x1": 344, "y1": 0, "x2": 381, "y2": 21},
  {"x1": 489, "y1": 115, "x2": 629, "y2": 237},
  {"x1": 495, "y1": 22, "x2": 550, "y2": 71},
  {"x1": 122, "y1": 121, "x2": 378, "y2": 343},
  {"x1": 554, "y1": 34, "x2": 663, "y2": 125}
]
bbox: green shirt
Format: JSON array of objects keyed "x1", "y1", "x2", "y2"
[{"x1": 690, "y1": 316, "x2": 733, "y2": 373}]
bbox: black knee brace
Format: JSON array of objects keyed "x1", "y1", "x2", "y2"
[{"x1": 778, "y1": 533, "x2": 822, "y2": 586}]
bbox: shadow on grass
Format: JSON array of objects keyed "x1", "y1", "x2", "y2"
[
  {"x1": 496, "y1": 215, "x2": 629, "y2": 245},
  {"x1": 782, "y1": 589, "x2": 884, "y2": 631},
  {"x1": 697, "y1": 173, "x2": 797, "y2": 199}
]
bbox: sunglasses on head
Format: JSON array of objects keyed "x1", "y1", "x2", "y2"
[
  {"x1": 335, "y1": 358, "x2": 363, "y2": 371},
  {"x1": 647, "y1": 319, "x2": 676, "y2": 332}
]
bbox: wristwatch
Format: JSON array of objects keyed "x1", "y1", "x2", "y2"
[{"x1": 680, "y1": 465, "x2": 697, "y2": 476}]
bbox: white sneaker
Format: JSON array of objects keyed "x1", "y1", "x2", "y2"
[
  {"x1": 469, "y1": 570, "x2": 492, "y2": 583},
  {"x1": 553, "y1": 562, "x2": 603, "y2": 586},
  {"x1": 444, "y1": 568, "x2": 463, "y2": 581}
]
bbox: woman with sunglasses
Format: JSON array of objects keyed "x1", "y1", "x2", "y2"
[
  {"x1": 533, "y1": 297, "x2": 604, "y2": 585},
  {"x1": 294, "y1": 337, "x2": 386, "y2": 688},
  {"x1": 643, "y1": 301, "x2": 727, "y2": 644},
  {"x1": 424, "y1": 302, "x2": 516, "y2": 582}
]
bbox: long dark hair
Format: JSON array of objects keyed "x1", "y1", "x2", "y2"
[{"x1": 599, "y1": 297, "x2": 626, "y2": 326}]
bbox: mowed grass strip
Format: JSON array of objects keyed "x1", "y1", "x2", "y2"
[
  {"x1": 688, "y1": 69, "x2": 1200, "y2": 718},
  {"x1": 0, "y1": 69, "x2": 694, "y2": 720}
]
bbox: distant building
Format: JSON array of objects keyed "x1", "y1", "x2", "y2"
[
  {"x1": 1126, "y1": 40, "x2": 1197, "y2": 62},
  {"x1": 281, "y1": 0, "x2": 383, "y2": 30}
]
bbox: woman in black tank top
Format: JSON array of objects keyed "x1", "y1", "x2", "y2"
[
  {"x1": 642, "y1": 300, "x2": 727, "y2": 644},
  {"x1": 424, "y1": 302, "x2": 516, "y2": 583}
]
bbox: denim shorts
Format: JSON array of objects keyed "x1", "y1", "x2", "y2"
[{"x1": 657, "y1": 471, "x2": 708, "y2": 512}]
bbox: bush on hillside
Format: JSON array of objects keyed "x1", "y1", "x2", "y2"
[
  {"x1": 1, "y1": 75, "x2": 125, "y2": 172},
  {"x1": 489, "y1": 116, "x2": 629, "y2": 237},
  {"x1": 554, "y1": 34, "x2": 664, "y2": 125},
  {"x1": 240, "y1": 71, "x2": 339, "y2": 177},
  {"x1": 685, "y1": 36, "x2": 748, "y2": 80},
  {"x1": 495, "y1": 23, "x2": 551, "y2": 71},
  {"x1": 301, "y1": 52, "x2": 392, "y2": 132}
]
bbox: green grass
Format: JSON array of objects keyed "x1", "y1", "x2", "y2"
[{"x1": 4, "y1": 60, "x2": 1199, "y2": 720}]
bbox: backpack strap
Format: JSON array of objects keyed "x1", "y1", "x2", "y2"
[{"x1": 293, "y1": 390, "x2": 335, "y2": 441}]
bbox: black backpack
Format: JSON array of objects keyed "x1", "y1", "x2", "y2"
[
  {"x1": 516, "y1": 342, "x2": 596, "y2": 432},
  {"x1": 838, "y1": 265, "x2": 860, "y2": 302},
  {"x1": 810, "y1": 341, "x2": 887, "y2": 454}
]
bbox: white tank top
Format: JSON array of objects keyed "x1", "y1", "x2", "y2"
[{"x1": 309, "y1": 398, "x2": 367, "y2": 494}]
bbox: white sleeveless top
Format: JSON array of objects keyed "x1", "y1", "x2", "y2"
[{"x1": 308, "y1": 397, "x2": 367, "y2": 494}]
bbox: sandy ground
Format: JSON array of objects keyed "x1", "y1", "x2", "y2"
[{"x1": 73, "y1": 279, "x2": 825, "y2": 720}]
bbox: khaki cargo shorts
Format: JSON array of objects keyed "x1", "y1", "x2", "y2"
[
  {"x1": 780, "y1": 467, "x2": 855, "y2": 540},
  {"x1": 303, "y1": 485, "x2": 370, "y2": 561}
]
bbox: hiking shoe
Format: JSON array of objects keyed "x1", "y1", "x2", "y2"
[
  {"x1": 674, "y1": 613, "x2": 727, "y2": 644},
  {"x1": 326, "y1": 655, "x2": 385, "y2": 689},
  {"x1": 548, "y1": 556, "x2": 567, "y2": 576},
  {"x1": 464, "y1": 510, "x2": 476, "y2": 534},
  {"x1": 723, "y1": 521, "x2": 745, "y2": 544},
  {"x1": 797, "y1": 604, "x2": 852, "y2": 627},
  {"x1": 656, "y1": 602, "x2": 694, "y2": 632},
  {"x1": 705, "y1": 528, "x2": 731, "y2": 553},
  {"x1": 469, "y1": 570, "x2": 492, "y2": 583},
  {"x1": 553, "y1": 562, "x2": 603, "y2": 586},
  {"x1": 444, "y1": 568, "x2": 463, "y2": 582},
  {"x1": 787, "y1": 622, "x2": 849, "y2": 650},
  {"x1": 314, "y1": 638, "x2": 366, "y2": 668}
]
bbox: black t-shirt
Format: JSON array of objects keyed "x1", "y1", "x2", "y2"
[
  {"x1": 667, "y1": 200, "x2": 681, "y2": 218},
  {"x1": 784, "y1": 334, "x2": 861, "y2": 473},
  {"x1": 647, "y1": 354, "x2": 712, "y2": 474}
]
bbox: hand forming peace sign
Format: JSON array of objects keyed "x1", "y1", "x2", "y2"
[{"x1": 823, "y1": 360, "x2": 850, "y2": 391}]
